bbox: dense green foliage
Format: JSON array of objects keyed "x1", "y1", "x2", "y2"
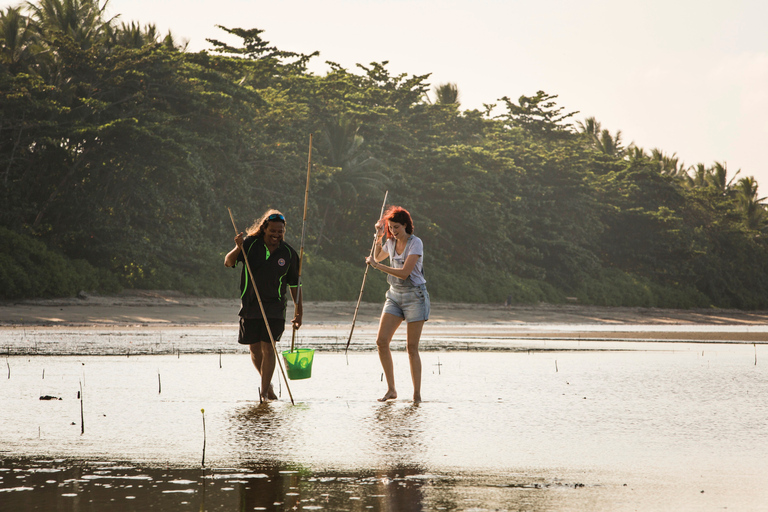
[{"x1": 2, "y1": 1, "x2": 768, "y2": 308}]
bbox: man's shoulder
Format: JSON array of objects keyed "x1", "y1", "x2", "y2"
[
  {"x1": 244, "y1": 234, "x2": 263, "y2": 247},
  {"x1": 280, "y1": 241, "x2": 299, "y2": 255}
]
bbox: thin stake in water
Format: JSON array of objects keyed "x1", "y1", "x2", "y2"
[
  {"x1": 200, "y1": 408, "x2": 207, "y2": 467},
  {"x1": 158, "y1": 370, "x2": 162, "y2": 394},
  {"x1": 79, "y1": 380, "x2": 84, "y2": 435}
]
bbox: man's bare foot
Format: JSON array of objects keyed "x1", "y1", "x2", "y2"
[
  {"x1": 378, "y1": 390, "x2": 397, "y2": 402},
  {"x1": 413, "y1": 395, "x2": 422, "y2": 403},
  {"x1": 258, "y1": 385, "x2": 277, "y2": 402}
]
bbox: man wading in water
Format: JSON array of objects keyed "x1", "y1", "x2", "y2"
[{"x1": 225, "y1": 210, "x2": 303, "y2": 401}]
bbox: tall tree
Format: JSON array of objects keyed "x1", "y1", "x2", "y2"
[
  {"x1": 27, "y1": 0, "x2": 115, "y2": 49},
  {"x1": 733, "y1": 176, "x2": 767, "y2": 231},
  {"x1": 0, "y1": 6, "x2": 37, "y2": 72},
  {"x1": 431, "y1": 82, "x2": 460, "y2": 107},
  {"x1": 499, "y1": 91, "x2": 578, "y2": 142}
]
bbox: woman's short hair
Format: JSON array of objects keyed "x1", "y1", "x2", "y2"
[
  {"x1": 382, "y1": 206, "x2": 413, "y2": 237},
  {"x1": 247, "y1": 209, "x2": 285, "y2": 237}
]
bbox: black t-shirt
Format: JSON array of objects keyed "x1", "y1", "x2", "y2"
[{"x1": 235, "y1": 235, "x2": 300, "y2": 319}]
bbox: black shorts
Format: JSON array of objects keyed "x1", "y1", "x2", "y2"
[{"x1": 238, "y1": 317, "x2": 286, "y2": 344}]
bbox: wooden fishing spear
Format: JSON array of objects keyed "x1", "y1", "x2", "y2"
[
  {"x1": 291, "y1": 134, "x2": 312, "y2": 352},
  {"x1": 228, "y1": 208, "x2": 294, "y2": 405},
  {"x1": 345, "y1": 190, "x2": 388, "y2": 355}
]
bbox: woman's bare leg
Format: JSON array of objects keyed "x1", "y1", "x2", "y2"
[
  {"x1": 406, "y1": 321, "x2": 424, "y2": 402},
  {"x1": 376, "y1": 313, "x2": 403, "y2": 401}
]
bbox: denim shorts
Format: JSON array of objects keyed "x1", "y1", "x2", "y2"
[{"x1": 383, "y1": 284, "x2": 430, "y2": 322}]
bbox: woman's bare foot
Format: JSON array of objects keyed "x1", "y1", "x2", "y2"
[
  {"x1": 267, "y1": 385, "x2": 278, "y2": 400},
  {"x1": 378, "y1": 390, "x2": 397, "y2": 402},
  {"x1": 413, "y1": 395, "x2": 421, "y2": 403}
]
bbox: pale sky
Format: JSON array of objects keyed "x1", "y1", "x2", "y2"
[{"x1": 6, "y1": 0, "x2": 768, "y2": 187}]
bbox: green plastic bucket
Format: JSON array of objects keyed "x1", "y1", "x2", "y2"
[{"x1": 282, "y1": 348, "x2": 315, "y2": 380}]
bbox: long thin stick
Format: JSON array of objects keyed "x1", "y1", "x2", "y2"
[
  {"x1": 201, "y1": 408, "x2": 206, "y2": 468},
  {"x1": 228, "y1": 208, "x2": 294, "y2": 405},
  {"x1": 79, "y1": 380, "x2": 84, "y2": 435},
  {"x1": 345, "y1": 191, "x2": 388, "y2": 355},
  {"x1": 292, "y1": 134, "x2": 312, "y2": 352}
]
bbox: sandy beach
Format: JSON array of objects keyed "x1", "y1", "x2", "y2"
[{"x1": 2, "y1": 290, "x2": 768, "y2": 344}]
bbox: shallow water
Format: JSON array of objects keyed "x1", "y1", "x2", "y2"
[{"x1": 2, "y1": 337, "x2": 768, "y2": 511}]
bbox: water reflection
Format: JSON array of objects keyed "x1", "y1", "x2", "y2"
[
  {"x1": 369, "y1": 401, "x2": 427, "y2": 468},
  {"x1": 0, "y1": 459, "x2": 442, "y2": 512},
  {"x1": 230, "y1": 403, "x2": 289, "y2": 466}
]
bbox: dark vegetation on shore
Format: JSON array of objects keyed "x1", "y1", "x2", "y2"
[{"x1": 2, "y1": 1, "x2": 768, "y2": 308}]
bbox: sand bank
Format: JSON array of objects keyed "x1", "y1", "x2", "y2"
[
  {"x1": 4, "y1": 290, "x2": 768, "y2": 326},
  {"x1": 2, "y1": 291, "x2": 768, "y2": 345}
]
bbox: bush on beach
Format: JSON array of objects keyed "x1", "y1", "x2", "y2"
[
  {"x1": 0, "y1": 233, "x2": 712, "y2": 309},
  {"x1": 572, "y1": 268, "x2": 710, "y2": 308},
  {"x1": 0, "y1": 227, "x2": 120, "y2": 299}
]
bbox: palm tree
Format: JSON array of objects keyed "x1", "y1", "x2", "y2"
[
  {"x1": 596, "y1": 128, "x2": 624, "y2": 157},
  {"x1": 650, "y1": 149, "x2": 687, "y2": 179},
  {"x1": 0, "y1": 6, "x2": 37, "y2": 72},
  {"x1": 684, "y1": 163, "x2": 708, "y2": 188},
  {"x1": 26, "y1": 0, "x2": 116, "y2": 50},
  {"x1": 706, "y1": 161, "x2": 740, "y2": 193},
  {"x1": 627, "y1": 146, "x2": 647, "y2": 162},
  {"x1": 161, "y1": 30, "x2": 187, "y2": 51},
  {"x1": 431, "y1": 82, "x2": 460, "y2": 107},
  {"x1": 314, "y1": 116, "x2": 388, "y2": 247},
  {"x1": 733, "y1": 176, "x2": 767, "y2": 230},
  {"x1": 681, "y1": 161, "x2": 740, "y2": 193},
  {"x1": 577, "y1": 117, "x2": 625, "y2": 157},
  {"x1": 102, "y1": 20, "x2": 185, "y2": 50},
  {"x1": 104, "y1": 21, "x2": 156, "y2": 48}
]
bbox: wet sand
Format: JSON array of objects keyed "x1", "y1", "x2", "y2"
[
  {"x1": 2, "y1": 290, "x2": 768, "y2": 343},
  {"x1": 3, "y1": 346, "x2": 768, "y2": 511},
  {"x1": 3, "y1": 293, "x2": 768, "y2": 511}
]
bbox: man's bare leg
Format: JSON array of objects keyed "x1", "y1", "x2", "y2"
[
  {"x1": 376, "y1": 313, "x2": 403, "y2": 401},
  {"x1": 259, "y1": 342, "x2": 277, "y2": 401},
  {"x1": 249, "y1": 343, "x2": 278, "y2": 400}
]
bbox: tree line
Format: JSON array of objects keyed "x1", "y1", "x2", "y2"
[{"x1": 2, "y1": 0, "x2": 767, "y2": 308}]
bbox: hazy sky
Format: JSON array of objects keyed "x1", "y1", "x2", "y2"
[{"x1": 6, "y1": 0, "x2": 768, "y2": 186}]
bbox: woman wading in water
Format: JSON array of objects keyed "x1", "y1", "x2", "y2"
[{"x1": 366, "y1": 206, "x2": 429, "y2": 402}]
